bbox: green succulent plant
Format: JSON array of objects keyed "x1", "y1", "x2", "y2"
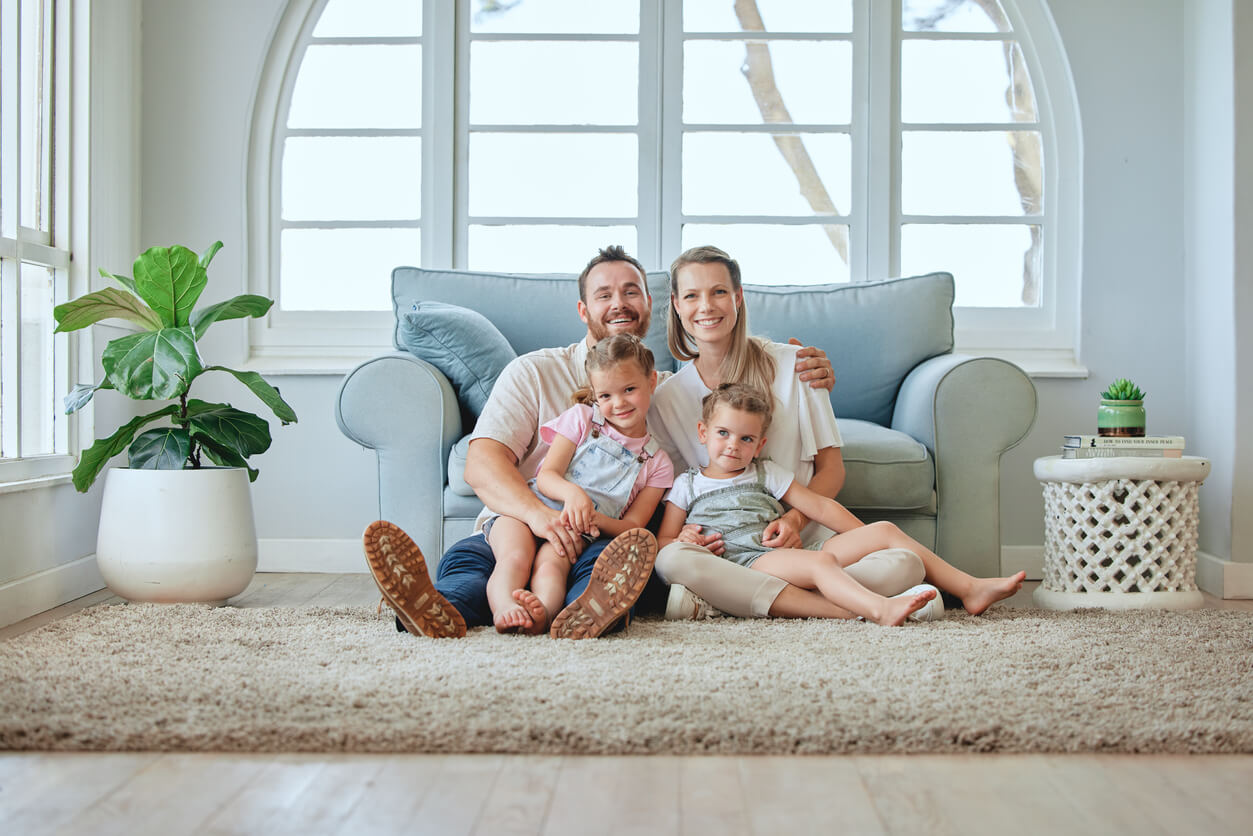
[
  {"x1": 53, "y1": 241, "x2": 297, "y2": 492},
  {"x1": 1101, "y1": 378, "x2": 1145, "y2": 401}
]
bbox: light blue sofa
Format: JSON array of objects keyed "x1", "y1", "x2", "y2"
[{"x1": 335, "y1": 267, "x2": 1037, "y2": 579}]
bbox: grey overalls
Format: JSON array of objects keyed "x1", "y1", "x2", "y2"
[
  {"x1": 680, "y1": 463, "x2": 785, "y2": 567},
  {"x1": 530, "y1": 407, "x2": 662, "y2": 525}
]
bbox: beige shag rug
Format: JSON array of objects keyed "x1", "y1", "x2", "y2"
[{"x1": 2, "y1": 603, "x2": 1251, "y2": 754}]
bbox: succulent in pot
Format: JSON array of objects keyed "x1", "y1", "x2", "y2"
[
  {"x1": 1098, "y1": 377, "x2": 1145, "y2": 437},
  {"x1": 54, "y1": 241, "x2": 298, "y2": 491}
]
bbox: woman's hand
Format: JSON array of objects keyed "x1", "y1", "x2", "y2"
[
  {"x1": 761, "y1": 515, "x2": 804, "y2": 550},
  {"x1": 789, "y1": 338, "x2": 835, "y2": 392},
  {"x1": 560, "y1": 489, "x2": 596, "y2": 534}
]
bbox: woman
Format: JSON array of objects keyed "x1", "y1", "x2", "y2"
[{"x1": 649, "y1": 246, "x2": 1024, "y2": 619}]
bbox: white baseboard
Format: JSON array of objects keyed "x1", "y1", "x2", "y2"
[
  {"x1": 1001, "y1": 545, "x2": 1044, "y2": 580},
  {"x1": 1196, "y1": 551, "x2": 1253, "y2": 599},
  {"x1": 0, "y1": 556, "x2": 105, "y2": 629},
  {"x1": 257, "y1": 538, "x2": 362, "y2": 573}
]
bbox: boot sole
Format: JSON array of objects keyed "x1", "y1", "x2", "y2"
[
  {"x1": 363, "y1": 521, "x2": 466, "y2": 638},
  {"x1": 550, "y1": 528, "x2": 657, "y2": 640}
]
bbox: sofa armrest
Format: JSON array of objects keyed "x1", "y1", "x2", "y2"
[
  {"x1": 335, "y1": 352, "x2": 463, "y2": 561},
  {"x1": 892, "y1": 355, "x2": 1037, "y2": 577}
]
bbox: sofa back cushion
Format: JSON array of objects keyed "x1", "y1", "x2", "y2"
[
  {"x1": 392, "y1": 267, "x2": 676, "y2": 373},
  {"x1": 736, "y1": 273, "x2": 954, "y2": 426}
]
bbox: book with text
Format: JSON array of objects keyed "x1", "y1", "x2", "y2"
[
  {"x1": 1060, "y1": 446, "x2": 1183, "y2": 459},
  {"x1": 1062, "y1": 434, "x2": 1185, "y2": 449}
]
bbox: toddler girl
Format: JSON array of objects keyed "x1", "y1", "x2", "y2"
[{"x1": 485, "y1": 334, "x2": 674, "y2": 633}]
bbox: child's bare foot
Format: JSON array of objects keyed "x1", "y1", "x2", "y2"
[
  {"x1": 512, "y1": 589, "x2": 550, "y2": 636},
  {"x1": 962, "y1": 570, "x2": 1027, "y2": 615},
  {"x1": 493, "y1": 603, "x2": 534, "y2": 634},
  {"x1": 871, "y1": 586, "x2": 937, "y2": 626}
]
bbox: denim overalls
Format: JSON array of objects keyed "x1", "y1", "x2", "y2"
[
  {"x1": 681, "y1": 463, "x2": 785, "y2": 567},
  {"x1": 530, "y1": 407, "x2": 661, "y2": 523}
]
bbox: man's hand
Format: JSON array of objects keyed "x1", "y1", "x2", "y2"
[
  {"x1": 528, "y1": 507, "x2": 585, "y2": 562},
  {"x1": 790, "y1": 337, "x2": 835, "y2": 392},
  {"x1": 761, "y1": 516, "x2": 804, "y2": 550},
  {"x1": 679, "y1": 523, "x2": 725, "y2": 556}
]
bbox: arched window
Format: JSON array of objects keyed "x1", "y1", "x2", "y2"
[{"x1": 249, "y1": 0, "x2": 1081, "y2": 371}]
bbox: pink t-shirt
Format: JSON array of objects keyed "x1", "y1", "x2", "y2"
[{"x1": 539, "y1": 403, "x2": 674, "y2": 515}]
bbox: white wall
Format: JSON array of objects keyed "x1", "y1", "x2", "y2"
[{"x1": 127, "y1": 0, "x2": 1245, "y2": 576}]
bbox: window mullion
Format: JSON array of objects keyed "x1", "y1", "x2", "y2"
[
  {"x1": 425, "y1": 0, "x2": 454, "y2": 269},
  {"x1": 451, "y1": 0, "x2": 471, "y2": 268},
  {"x1": 658, "y1": 0, "x2": 683, "y2": 269},
  {"x1": 863, "y1": 0, "x2": 897, "y2": 280}
]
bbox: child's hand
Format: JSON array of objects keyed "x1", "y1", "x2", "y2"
[
  {"x1": 560, "y1": 490, "x2": 596, "y2": 534},
  {"x1": 676, "y1": 524, "x2": 707, "y2": 546}
]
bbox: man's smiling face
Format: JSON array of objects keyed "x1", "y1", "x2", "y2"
[{"x1": 578, "y1": 260, "x2": 652, "y2": 343}]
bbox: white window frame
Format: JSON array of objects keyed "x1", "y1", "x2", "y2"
[
  {"x1": 246, "y1": 0, "x2": 1083, "y2": 376},
  {"x1": 0, "y1": 0, "x2": 88, "y2": 487}
]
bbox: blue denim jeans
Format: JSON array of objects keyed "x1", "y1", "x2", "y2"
[{"x1": 433, "y1": 532, "x2": 612, "y2": 629}]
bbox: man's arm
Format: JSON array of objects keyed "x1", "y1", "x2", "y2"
[
  {"x1": 464, "y1": 437, "x2": 583, "y2": 560},
  {"x1": 763, "y1": 445, "x2": 846, "y2": 548}
]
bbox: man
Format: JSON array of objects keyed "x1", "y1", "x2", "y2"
[{"x1": 362, "y1": 246, "x2": 838, "y2": 639}]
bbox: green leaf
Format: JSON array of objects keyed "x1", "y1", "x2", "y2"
[
  {"x1": 190, "y1": 295, "x2": 274, "y2": 340},
  {"x1": 132, "y1": 245, "x2": 207, "y2": 327},
  {"x1": 129, "y1": 427, "x2": 192, "y2": 470},
  {"x1": 70, "y1": 405, "x2": 181, "y2": 492},
  {"x1": 200, "y1": 240, "x2": 224, "y2": 270},
  {"x1": 189, "y1": 403, "x2": 272, "y2": 458},
  {"x1": 195, "y1": 434, "x2": 259, "y2": 482},
  {"x1": 99, "y1": 267, "x2": 138, "y2": 295},
  {"x1": 63, "y1": 379, "x2": 114, "y2": 415},
  {"x1": 53, "y1": 287, "x2": 164, "y2": 333},
  {"x1": 101, "y1": 326, "x2": 203, "y2": 400},
  {"x1": 204, "y1": 365, "x2": 298, "y2": 424}
]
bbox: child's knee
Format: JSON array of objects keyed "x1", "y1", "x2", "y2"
[{"x1": 655, "y1": 541, "x2": 712, "y2": 585}]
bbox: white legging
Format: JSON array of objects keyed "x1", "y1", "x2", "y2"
[{"x1": 654, "y1": 542, "x2": 926, "y2": 618}]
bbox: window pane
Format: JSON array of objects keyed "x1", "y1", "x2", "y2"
[
  {"x1": 902, "y1": 41, "x2": 1036, "y2": 123},
  {"x1": 683, "y1": 133, "x2": 850, "y2": 216},
  {"x1": 902, "y1": 131, "x2": 1042, "y2": 216},
  {"x1": 288, "y1": 45, "x2": 420, "y2": 129},
  {"x1": 902, "y1": 0, "x2": 1010, "y2": 33},
  {"x1": 20, "y1": 262, "x2": 54, "y2": 456},
  {"x1": 471, "y1": 42, "x2": 637, "y2": 126},
  {"x1": 469, "y1": 133, "x2": 637, "y2": 217},
  {"x1": 471, "y1": 0, "x2": 639, "y2": 34},
  {"x1": 682, "y1": 224, "x2": 850, "y2": 285},
  {"x1": 684, "y1": 0, "x2": 852, "y2": 33},
  {"x1": 280, "y1": 228, "x2": 419, "y2": 311},
  {"x1": 283, "y1": 137, "x2": 420, "y2": 221},
  {"x1": 900, "y1": 224, "x2": 1040, "y2": 307},
  {"x1": 468, "y1": 225, "x2": 638, "y2": 272},
  {"x1": 684, "y1": 41, "x2": 851, "y2": 125},
  {"x1": 314, "y1": 0, "x2": 421, "y2": 37}
]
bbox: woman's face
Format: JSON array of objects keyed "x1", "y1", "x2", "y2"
[{"x1": 673, "y1": 261, "x2": 742, "y2": 348}]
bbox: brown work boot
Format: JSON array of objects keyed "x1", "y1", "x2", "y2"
[
  {"x1": 362, "y1": 520, "x2": 466, "y2": 638},
  {"x1": 550, "y1": 529, "x2": 657, "y2": 640}
]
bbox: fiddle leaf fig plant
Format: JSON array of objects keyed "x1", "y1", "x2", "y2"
[{"x1": 54, "y1": 241, "x2": 297, "y2": 492}]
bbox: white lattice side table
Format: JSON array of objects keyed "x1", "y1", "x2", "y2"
[{"x1": 1033, "y1": 455, "x2": 1210, "y2": 610}]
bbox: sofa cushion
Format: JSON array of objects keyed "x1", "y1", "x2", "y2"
[
  {"x1": 397, "y1": 302, "x2": 517, "y2": 417},
  {"x1": 392, "y1": 266, "x2": 676, "y2": 373},
  {"x1": 447, "y1": 435, "x2": 476, "y2": 497},
  {"x1": 835, "y1": 418, "x2": 935, "y2": 511},
  {"x1": 694, "y1": 273, "x2": 954, "y2": 426}
]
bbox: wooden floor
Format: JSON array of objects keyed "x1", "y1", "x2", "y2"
[{"x1": 2, "y1": 575, "x2": 1251, "y2": 836}]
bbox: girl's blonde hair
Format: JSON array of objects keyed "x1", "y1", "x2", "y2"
[
  {"x1": 667, "y1": 245, "x2": 776, "y2": 396},
  {"x1": 572, "y1": 333, "x2": 656, "y2": 406},
  {"x1": 701, "y1": 382, "x2": 773, "y2": 435}
]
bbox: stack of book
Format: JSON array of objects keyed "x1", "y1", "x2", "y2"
[{"x1": 1061, "y1": 434, "x2": 1185, "y2": 459}]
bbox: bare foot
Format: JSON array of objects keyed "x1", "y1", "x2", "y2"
[
  {"x1": 962, "y1": 571, "x2": 1027, "y2": 615},
  {"x1": 512, "y1": 589, "x2": 550, "y2": 636},
  {"x1": 870, "y1": 586, "x2": 938, "y2": 626},
  {"x1": 493, "y1": 603, "x2": 534, "y2": 634}
]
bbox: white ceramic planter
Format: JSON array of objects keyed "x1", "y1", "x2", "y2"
[{"x1": 96, "y1": 467, "x2": 258, "y2": 604}]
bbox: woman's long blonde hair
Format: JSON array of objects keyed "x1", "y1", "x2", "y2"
[
  {"x1": 571, "y1": 333, "x2": 656, "y2": 407},
  {"x1": 667, "y1": 245, "x2": 776, "y2": 396}
]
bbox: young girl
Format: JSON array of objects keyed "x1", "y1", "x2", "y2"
[
  {"x1": 659, "y1": 383, "x2": 1025, "y2": 625},
  {"x1": 485, "y1": 334, "x2": 674, "y2": 634}
]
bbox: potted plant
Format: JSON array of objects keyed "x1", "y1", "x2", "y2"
[
  {"x1": 54, "y1": 241, "x2": 297, "y2": 603},
  {"x1": 1098, "y1": 378, "x2": 1145, "y2": 437}
]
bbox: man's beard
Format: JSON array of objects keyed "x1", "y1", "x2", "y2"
[{"x1": 587, "y1": 308, "x2": 651, "y2": 342}]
